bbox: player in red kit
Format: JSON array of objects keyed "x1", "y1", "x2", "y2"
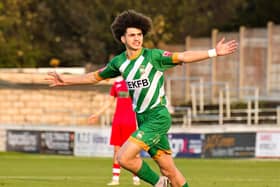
[{"x1": 88, "y1": 77, "x2": 140, "y2": 186}]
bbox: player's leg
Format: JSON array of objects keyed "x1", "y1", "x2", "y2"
[
  {"x1": 117, "y1": 106, "x2": 173, "y2": 186},
  {"x1": 108, "y1": 123, "x2": 122, "y2": 185},
  {"x1": 117, "y1": 140, "x2": 162, "y2": 186},
  {"x1": 155, "y1": 153, "x2": 189, "y2": 187},
  {"x1": 120, "y1": 123, "x2": 140, "y2": 185},
  {"x1": 147, "y1": 138, "x2": 188, "y2": 187},
  {"x1": 107, "y1": 146, "x2": 121, "y2": 185},
  {"x1": 132, "y1": 153, "x2": 141, "y2": 186},
  {"x1": 144, "y1": 106, "x2": 189, "y2": 187}
]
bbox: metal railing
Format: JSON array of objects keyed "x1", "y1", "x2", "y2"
[
  {"x1": 172, "y1": 106, "x2": 192, "y2": 127},
  {"x1": 218, "y1": 86, "x2": 260, "y2": 125},
  {"x1": 167, "y1": 77, "x2": 280, "y2": 126}
]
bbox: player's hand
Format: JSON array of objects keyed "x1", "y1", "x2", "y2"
[
  {"x1": 45, "y1": 71, "x2": 66, "y2": 87},
  {"x1": 215, "y1": 37, "x2": 238, "y2": 56},
  {"x1": 88, "y1": 114, "x2": 99, "y2": 124}
]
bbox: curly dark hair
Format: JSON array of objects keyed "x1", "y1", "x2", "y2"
[{"x1": 111, "y1": 10, "x2": 152, "y2": 43}]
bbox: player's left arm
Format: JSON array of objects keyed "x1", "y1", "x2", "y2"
[
  {"x1": 175, "y1": 38, "x2": 238, "y2": 63},
  {"x1": 88, "y1": 95, "x2": 115, "y2": 124}
]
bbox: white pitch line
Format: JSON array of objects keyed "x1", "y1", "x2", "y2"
[
  {"x1": 0, "y1": 176, "x2": 106, "y2": 180},
  {"x1": 189, "y1": 177, "x2": 280, "y2": 182}
]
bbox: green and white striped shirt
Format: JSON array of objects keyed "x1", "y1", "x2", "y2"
[{"x1": 99, "y1": 48, "x2": 178, "y2": 113}]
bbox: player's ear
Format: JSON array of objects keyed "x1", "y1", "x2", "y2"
[{"x1": 121, "y1": 35, "x2": 125, "y2": 44}]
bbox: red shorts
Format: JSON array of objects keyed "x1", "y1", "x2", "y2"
[{"x1": 110, "y1": 122, "x2": 137, "y2": 146}]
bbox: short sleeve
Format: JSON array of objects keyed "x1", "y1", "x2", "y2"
[
  {"x1": 110, "y1": 83, "x2": 117, "y2": 97},
  {"x1": 98, "y1": 59, "x2": 121, "y2": 79},
  {"x1": 151, "y1": 49, "x2": 180, "y2": 71}
]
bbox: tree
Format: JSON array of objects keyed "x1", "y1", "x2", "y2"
[
  {"x1": 1, "y1": 0, "x2": 279, "y2": 68},
  {"x1": 0, "y1": 0, "x2": 45, "y2": 68}
]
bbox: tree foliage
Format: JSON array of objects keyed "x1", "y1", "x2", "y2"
[
  {"x1": 0, "y1": 0, "x2": 279, "y2": 68},
  {"x1": 0, "y1": 0, "x2": 44, "y2": 68}
]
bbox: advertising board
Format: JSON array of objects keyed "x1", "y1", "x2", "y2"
[
  {"x1": 255, "y1": 132, "x2": 280, "y2": 158},
  {"x1": 40, "y1": 131, "x2": 74, "y2": 155},
  {"x1": 203, "y1": 133, "x2": 256, "y2": 158},
  {"x1": 6, "y1": 130, "x2": 40, "y2": 153},
  {"x1": 74, "y1": 128, "x2": 113, "y2": 157}
]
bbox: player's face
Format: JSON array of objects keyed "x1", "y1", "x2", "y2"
[{"x1": 121, "y1": 28, "x2": 143, "y2": 51}]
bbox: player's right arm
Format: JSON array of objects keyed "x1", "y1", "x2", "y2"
[
  {"x1": 46, "y1": 57, "x2": 121, "y2": 87},
  {"x1": 45, "y1": 70, "x2": 103, "y2": 87}
]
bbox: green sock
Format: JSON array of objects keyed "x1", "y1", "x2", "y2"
[
  {"x1": 182, "y1": 182, "x2": 189, "y2": 187},
  {"x1": 136, "y1": 160, "x2": 159, "y2": 185}
]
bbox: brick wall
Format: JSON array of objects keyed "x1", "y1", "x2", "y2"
[
  {"x1": 0, "y1": 129, "x2": 5, "y2": 151},
  {"x1": 0, "y1": 73, "x2": 114, "y2": 126}
]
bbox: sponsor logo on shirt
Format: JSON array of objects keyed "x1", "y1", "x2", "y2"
[
  {"x1": 127, "y1": 78, "x2": 150, "y2": 90},
  {"x1": 116, "y1": 83, "x2": 122, "y2": 88},
  {"x1": 139, "y1": 65, "x2": 145, "y2": 74},
  {"x1": 136, "y1": 131, "x2": 144, "y2": 139}
]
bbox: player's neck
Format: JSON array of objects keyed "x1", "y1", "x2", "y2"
[{"x1": 126, "y1": 48, "x2": 142, "y2": 60}]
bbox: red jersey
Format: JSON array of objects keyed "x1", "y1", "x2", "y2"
[
  {"x1": 110, "y1": 79, "x2": 136, "y2": 125},
  {"x1": 109, "y1": 79, "x2": 137, "y2": 146}
]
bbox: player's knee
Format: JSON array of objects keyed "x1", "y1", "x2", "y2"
[
  {"x1": 116, "y1": 152, "x2": 127, "y2": 167},
  {"x1": 116, "y1": 152, "x2": 122, "y2": 164},
  {"x1": 161, "y1": 167, "x2": 176, "y2": 179},
  {"x1": 117, "y1": 152, "x2": 137, "y2": 170}
]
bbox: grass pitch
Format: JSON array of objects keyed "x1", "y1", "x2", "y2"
[{"x1": 0, "y1": 152, "x2": 279, "y2": 187}]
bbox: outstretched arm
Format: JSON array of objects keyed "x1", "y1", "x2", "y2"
[
  {"x1": 176, "y1": 37, "x2": 238, "y2": 63},
  {"x1": 88, "y1": 95, "x2": 115, "y2": 124},
  {"x1": 45, "y1": 71, "x2": 102, "y2": 87}
]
